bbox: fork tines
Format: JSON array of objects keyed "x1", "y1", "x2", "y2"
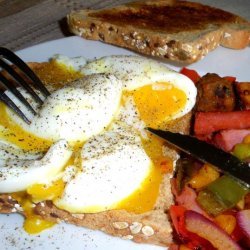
[{"x1": 0, "y1": 47, "x2": 50, "y2": 124}]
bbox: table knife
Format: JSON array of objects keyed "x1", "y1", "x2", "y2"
[{"x1": 147, "y1": 128, "x2": 250, "y2": 188}]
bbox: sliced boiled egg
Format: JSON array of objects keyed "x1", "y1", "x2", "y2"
[
  {"x1": 0, "y1": 139, "x2": 42, "y2": 164},
  {"x1": 53, "y1": 54, "x2": 87, "y2": 72},
  {"x1": 4, "y1": 73, "x2": 123, "y2": 144},
  {"x1": 0, "y1": 54, "x2": 198, "y2": 230},
  {"x1": 54, "y1": 126, "x2": 153, "y2": 213},
  {"x1": 0, "y1": 140, "x2": 72, "y2": 193},
  {"x1": 82, "y1": 55, "x2": 197, "y2": 125}
]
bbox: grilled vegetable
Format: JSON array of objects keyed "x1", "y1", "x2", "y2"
[
  {"x1": 223, "y1": 76, "x2": 236, "y2": 83},
  {"x1": 185, "y1": 210, "x2": 241, "y2": 250},
  {"x1": 236, "y1": 210, "x2": 250, "y2": 239},
  {"x1": 175, "y1": 157, "x2": 199, "y2": 193},
  {"x1": 235, "y1": 82, "x2": 250, "y2": 110},
  {"x1": 214, "y1": 214, "x2": 237, "y2": 235},
  {"x1": 195, "y1": 73, "x2": 236, "y2": 112},
  {"x1": 180, "y1": 67, "x2": 200, "y2": 84},
  {"x1": 188, "y1": 163, "x2": 220, "y2": 189},
  {"x1": 197, "y1": 175, "x2": 249, "y2": 216},
  {"x1": 233, "y1": 142, "x2": 250, "y2": 160},
  {"x1": 169, "y1": 206, "x2": 213, "y2": 249}
]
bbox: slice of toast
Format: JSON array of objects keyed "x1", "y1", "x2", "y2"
[
  {"x1": 67, "y1": 0, "x2": 250, "y2": 63},
  {"x1": 0, "y1": 61, "x2": 192, "y2": 246},
  {"x1": 0, "y1": 114, "x2": 191, "y2": 246}
]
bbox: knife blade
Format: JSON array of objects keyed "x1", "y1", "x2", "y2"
[{"x1": 147, "y1": 128, "x2": 250, "y2": 188}]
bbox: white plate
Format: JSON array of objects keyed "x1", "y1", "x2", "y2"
[{"x1": 1, "y1": 36, "x2": 250, "y2": 250}]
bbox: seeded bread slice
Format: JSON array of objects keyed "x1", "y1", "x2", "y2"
[
  {"x1": 0, "y1": 112, "x2": 191, "y2": 246},
  {"x1": 0, "y1": 61, "x2": 192, "y2": 246},
  {"x1": 34, "y1": 176, "x2": 174, "y2": 246},
  {"x1": 67, "y1": 0, "x2": 250, "y2": 63}
]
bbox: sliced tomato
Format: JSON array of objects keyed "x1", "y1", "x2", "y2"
[{"x1": 180, "y1": 67, "x2": 201, "y2": 84}]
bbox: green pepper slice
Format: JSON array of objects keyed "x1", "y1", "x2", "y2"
[{"x1": 197, "y1": 175, "x2": 249, "y2": 216}]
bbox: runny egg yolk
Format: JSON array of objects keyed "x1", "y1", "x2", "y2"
[
  {"x1": 32, "y1": 59, "x2": 82, "y2": 88},
  {"x1": 11, "y1": 192, "x2": 55, "y2": 234},
  {"x1": 130, "y1": 82, "x2": 187, "y2": 128},
  {"x1": 0, "y1": 61, "x2": 81, "y2": 234},
  {"x1": 115, "y1": 133, "x2": 172, "y2": 213},
  {"x1": 0, "y1": 102, "x2": 52, "y2": 152},
  {"x1": 1, "y1": 60, "x2": 175, "y2": 233},
  {"x1": 12, "y1": 157, "x2": 75, "y2": 234},
  {"x1": 11, "y1": 178, "x2": 67, "y2": 234},
  {"x1": 0, "y1": 60, "x2": 82, "y2": 153},
  {"x1": 26, "y1": 156, "x2": 75, "y2": 203},
  {"x1": 115, "y1": 83, "x2": 179, "y2": 213},
  {"x1": 27, "y1": 179, "x2": 65, "y2": 202}
]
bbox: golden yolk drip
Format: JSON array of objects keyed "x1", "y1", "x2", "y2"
[
  {"x1": 11, "y1": 192, "x2": 55, "y2": 234},
  {"x1": 23, "y1": 216, "x2": 55, "y2": 234},
  {"x1": 115, "y1": 133, "x2": 172, "y2": 213},
  {"x1": 115, "y1": 164, "x2": 162, "y2": 213},
  {"x1": 130, "y1": 82, "x2": 187, "y2": 128},
  {"x1": 10, "y1": 178, "x2": 68, "y2": 234},
  {"x1": 0, "y1": 60, "x2": 82, "y2": 152},
  {"x1": 0, "y1": 103, "x2": 52, "y2": 152},
  {"x1": 143, "y1": 133, "x2": 173, "y2": 173},
  {"x1": 1, "y1": 63, "x2": 178, "y2": 231},
  {"x1": 0, "y1": 61, "x2": 82, "y2": 234},
  {"x1": 32, "y1": 60, "x2": 82, "y2": 89},
  {"x1": 26, "y1": 155, "x2": 75, "y2": 203},
  {"x1": 10, "y1": 156, "x2": 75, "y2": 234},
  {"x1": 11, "y1": 176, "x2": 68, "y2": 234},
  {"x1": 27, "y1": 179, "x2": 65, "y2": 202},
  {"x1": 115, "y1": 83, "x2": 180, "y2": 213}
]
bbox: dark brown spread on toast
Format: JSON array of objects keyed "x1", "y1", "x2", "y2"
[{"x1": 89, "y1": 2, "x2": 238, "y2": 33}]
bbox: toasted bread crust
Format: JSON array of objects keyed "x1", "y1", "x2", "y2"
[
  {"x1": 0, "y1": 112, "x2": 192, "y2": 246},
  {"x1": 0, "y1": 174, "x2": 174, "y2": 246},
  {"x1": 0, "y1": 194, "x2": 20, "y2": 214},
  {"x1": 221, "y1": 27, "x2": 250, "y2": 49},
  {"x1": 34, "y1": 200, "x2": 173, "y2": 245},
  {"x1": 0, "y1": 61, "x2": 192, "y2": 246},
  {"x1": 67, "y1": 0, "x2": 250, "y2": 63}
]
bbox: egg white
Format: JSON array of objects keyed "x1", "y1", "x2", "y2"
[
  {"x1": 81, "y1": 55, "x2": 197, "y2": 120},
  {"x1": 0, "y1": 139, "x2": 41, "y2": 166},
  {"x1": 53, "y1": 54, "x2": 87, "y2": 72},
  {"x1": 0, "y1": 140, "x2": 72, "y2": 193},
  {"x1": 54, "y1": 125, "x2": 152, "y2": 213},
  {"x1": 0, "y1": 54, "x2": 198, "y2": 215},
  {"x1": 5, "y1": 73, "x2": 123, "y2": 144}
]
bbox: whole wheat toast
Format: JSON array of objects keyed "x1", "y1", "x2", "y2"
[
  {"x1": 0, "y1": 61, "x2": 192, "y2": 246},
  {"x1": 67, "y1": 0, "x2": 250, "y2": 63}
]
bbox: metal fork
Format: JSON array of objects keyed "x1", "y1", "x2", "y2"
[{"x1": 0, "y1": 47, "x2": 50, "y2": 124}]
